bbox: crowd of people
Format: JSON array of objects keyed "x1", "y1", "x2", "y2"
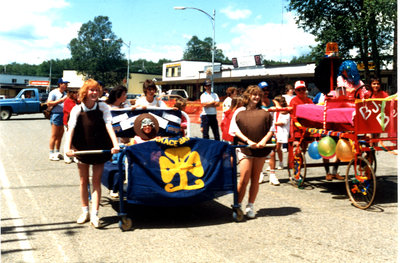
[{"x1": 46, "y1": 59, "x2": 390, "y2": 226}]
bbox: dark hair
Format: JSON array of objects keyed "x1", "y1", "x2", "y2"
[
  {"x1": 226, "y1": 87, "x2": 237, "y2": 97},
  {"x1": 106, "y1": 85, "x2": 127, "y2": 105},
  {"x1": 143, "y1": 79, "x2": 157, "y2": 94},
  {"x1": 230, "y1": 96, "x2": 244, "y2": 110},
  {"x1": 274, "y1": 95, "x2": 287, "y2": 107}
]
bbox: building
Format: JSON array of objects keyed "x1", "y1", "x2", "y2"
[
  {"x1": 156, "y1": 56, "x2": 396, "y2": 100},
  {"x1": 0, "y1": 74, "x2": 50, "y2": 97}
]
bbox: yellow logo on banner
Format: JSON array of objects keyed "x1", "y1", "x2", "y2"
[{"x1": 159, "y1": 147, "x2": 204, "y2": 192}]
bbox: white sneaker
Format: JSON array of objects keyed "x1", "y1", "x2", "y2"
[
  {"x1": 90, "y1": 215, "x2": 103, "y2": 228},
  {"x1": 259, "y1": 172, "x2": 264, "y2": 183},
  {"x1": 49, "y1": 153, "x2": 53, "y2": 160},
  {"x1": 50, "y1": 153, "x2": 60, "y2": 161},
  {"x1": 77, "y1": 212, "x2": 90, "y2": 224},
  {"x1": 282, "y1": 148, "x2": 287, "y2": 153},
  {"x1": 64, "y1": 155, "x2": 72, "y2": 164},
  {"x1": 245, "y1": 204, "x2": 256, "y2": 219},
  {"x1": 73, "y1": 157, "x2": 79, "y2": 163},
  {"x1": 269, "y1": 173, "x2": 280, "y2": 186},
  {"x1": 277, "y1": 162, "x2": 283, "y2": 170}
]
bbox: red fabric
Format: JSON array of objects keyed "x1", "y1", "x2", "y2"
[
  {"x1": 220, "y1": 109, "x2": 234, "y2": 142},
  {"x1": 371, "y1": 90, "x2": 389, "y2": 99},
  {"x1": 63, "y1": 98, "x2": 77, "y2": 126},
  {"x1": 289, "y1": 96, "x2": 313, "y2": 117}
]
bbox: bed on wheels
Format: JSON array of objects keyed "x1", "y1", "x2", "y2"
[
  {"x1": 101, "y1": 108, "x2": 243, "y2": 231},
  {"x1": 287, "y1": 82, "x2": 397, "y2": 209}
]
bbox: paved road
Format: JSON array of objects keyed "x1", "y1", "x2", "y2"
[{"x1": 1, "y1": 113, "x2": 398, "y2": 262}]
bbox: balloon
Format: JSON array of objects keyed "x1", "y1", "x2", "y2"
[
  {"x1": 322, "y1": 153, "x2": 336, "y2": 159},
  {"x1": 308, "y1": 141, "x2": 321, "y2": 159},
  {"x1": 318, "y1": 136, "x2": 336, "y2": 157},
  {"x1": 336, "y1": 139, "x2": 354, "y2": 162}
]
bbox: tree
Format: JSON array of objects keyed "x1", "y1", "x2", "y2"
[
  {"x1": 288, "y1": 0, "x2": 397, "y2": 83},
  {"x1": 68, "y1": 16, "x2": 126, "y2": 86},
  {"x1": 183, "y1": 36, "x2": 230, "y2": 63}
]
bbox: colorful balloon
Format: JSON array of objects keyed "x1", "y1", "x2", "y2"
[
  {"x1": 308, "y1": 141, "x2": 321, "y2": 159},
  {"x1": 336, "y1": 139, "x2": 354, "y2": 162},
  {"x1": 318, "y1": 136, "x2": 336, "y2": 157},
  {"x1": 322, "y1": 153, "x2": 336, "y2": 159}
]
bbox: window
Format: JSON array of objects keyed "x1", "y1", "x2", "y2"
[
  {"x1": 12, "y1": 79, "x2": 17, "y2": 83},
  {"x1": 24, "y1": 79, "x2": 29, "y2": 84},
  {"x1": 165, "y1": 64, "x2": 181, "y2": 78}
]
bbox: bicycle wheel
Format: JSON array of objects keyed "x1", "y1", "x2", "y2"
[
  {"x1": 288, "y1": 150, "x2": 307, "y2": 187},
  {"x1": 345, "y1": 156, "x2": 376, "y2": 209}
]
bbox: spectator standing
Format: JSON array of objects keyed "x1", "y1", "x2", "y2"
[
  {"x1": 47, "y1": 78, "x2": 69, "y2": 161},
  {"x1": 282, "y1": 84, "x2": 295, "y2": 105},
  {"x1": 200, "y1": 80, "x2": 220, "y2": 140},
  {"x1": 222, "y1": 87, "x2": 237, "y2": 120},
  {"x1": 64, "y1": 79, "x2": 120, "y2": 228},
  {"x1": 135, "y1": 79, "x2": 167, "y2": 108},
  {"x1": 63, "y1": 87, "x2": 79, "y2": 164},
  {"x1": 229, "y1": 85, "x2": 274, "y2": 218},
  {"x1": 271, "y1": 96, "x2": 290, "y2": 172},
  {"x1": 221, "y1": 96, "x2": 243, "y2": 143}
]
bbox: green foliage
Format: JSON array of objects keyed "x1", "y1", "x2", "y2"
[
  {"x1": 183, "y1": 36, "x2": 230, "y2": 63},
  {"x1": 130, "y1": 58, "x2": 171, "y2": 75},
  {"x1": 288, "y1": 0, "x2": 397, "y2": 80},
  {"x1": 68, "y1": 16, "x2": 126, "y2": 86}
]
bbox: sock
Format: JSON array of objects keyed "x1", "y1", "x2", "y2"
[
  {"x1": 247, "y1": 202, "x2": 254, "y2": 208},
  {"x1": 49, "y1": 150, "x2": 54, "y2": 154},
  {"x1": 82, "y1": 206, "x2": 89, "y2": 213},
  {"x1": 55, "y1": 149, "x2": 60, "y2": 153}
]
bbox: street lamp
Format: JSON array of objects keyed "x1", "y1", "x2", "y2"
[
  {"x1": 103, "y1": 38, "x2": 131, "y2": 89},
  {"x1": 174, "y1": 6, "x2": 216, "y2": 92}
]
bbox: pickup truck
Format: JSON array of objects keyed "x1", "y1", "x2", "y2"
[{"x1": 0, "y1": 88, "x2": 48, "y2": 120}]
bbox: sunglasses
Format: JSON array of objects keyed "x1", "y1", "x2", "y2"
[{"x1": 296, "y1": 88, "x2": 306, "y2": 92}]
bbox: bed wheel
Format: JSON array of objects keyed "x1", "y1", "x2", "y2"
[
  {"x1": 119, "y1": 216, "x2": 132, "y2": 231},
  {"x1": 232, "y1": 207, "x2": 244, "y2": 222}
]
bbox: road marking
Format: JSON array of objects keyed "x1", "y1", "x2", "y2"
[{"x1": 0, "y1": 160, "x2": 35, "y2": 263}]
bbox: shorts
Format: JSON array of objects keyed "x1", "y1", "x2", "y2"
[
  {"x1": 236, "y1": 148, "x2": 255, "y2": 162},
  {"x1": 50, "y1": 112, "x2": 64, "y2": 126}
]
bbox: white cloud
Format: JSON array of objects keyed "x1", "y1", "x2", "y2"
[
  {"x1": 220, "y1": 12, "x2": 316, "y2": 62},
  {"x1": 0, "y1": 0, "x2": 79, "y2": 64},
  {"x1": 221, "y1": 6, "x2": 252, "y2": 20},
  {"x1": 133, "y1": 45, "x2": 184, "y2": 62}
]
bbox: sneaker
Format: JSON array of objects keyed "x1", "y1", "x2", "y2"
[
  {"x1": 64, "y1": 155, "x2": 73, "y2": 164},
  {"x1": 110, "y1": 190, "x2": 119, "y2": 199},
  {"x1": 269, "y1": 173, "x2": 280, "y2": 186},
  {"x1": 73, "y1": 157, "x2": 79, "y2": 163},
  {"x1": 245, "y1": 204, "x2": 256, "y2": 219},
  {"x1": 50, "y1": 153, "x2": 60, "y2": 161},
  {"x1": 77, "y1": 212, "x2": 90, "y2": 224},
  {"x1": 259, "y1": 172, "x2": 264, "y2": 183},
  {"x1": 90, "y1": 215, "x2": 103, "y2": 228},
  {"x1": 277, "y1": 162, "x2": 284, "y2": 170},
  {"x1": 282, "y1": 148, "x2": 288, "y2": 153},
  {"x1": 49, "y1": 153, "x2": 53, "y2": 160}
]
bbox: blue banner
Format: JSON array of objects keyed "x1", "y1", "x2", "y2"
[{"x1": 122, "y1": 137, "x2": 236, "y2": 206}]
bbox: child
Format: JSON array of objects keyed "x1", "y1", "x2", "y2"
[
  {"x1": 129, "y1": 113, "x2": 160, "y2": 145},
  {"x1": 64, "y1": 79, "x2": 120, "y2": 229},
  {"x1": 272, "y1": 95, "x2": 290, "y2": 171},
  {"x1": 220, "y1": 96, "x2": 243, "y2": 143},
  {"x1": 370, "y1": 78, "x2": 389, "y2": 98},
  {"x1": 173, "y1": 98, "x2": 188, "y2": 136}
]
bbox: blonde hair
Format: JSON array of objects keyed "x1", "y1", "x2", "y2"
[{"x1": 78, "y1": 79, "x2": 102, "y2": 102}]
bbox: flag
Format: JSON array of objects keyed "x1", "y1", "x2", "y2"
[{"x1": 122, "y1": 137, "x2": 236, "y2": 206}]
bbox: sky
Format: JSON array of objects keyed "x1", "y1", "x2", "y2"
[{"x1": 0, "y1": 0, "x2": 317, "y2": 65}]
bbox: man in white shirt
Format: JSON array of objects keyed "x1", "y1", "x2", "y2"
[{"x1": 200, "y1": 80, "x2": 220, "y2": 140}]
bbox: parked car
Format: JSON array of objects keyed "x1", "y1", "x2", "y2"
[
  {"x1": 166, "y1": 89, "x2": 188, "y2": 99},
  {"x1": 0, "y1": 95, "x2": 6, "y2": 99},
  {"x1": 39, "y1": 93, "x2": 49, "y2": 103}
]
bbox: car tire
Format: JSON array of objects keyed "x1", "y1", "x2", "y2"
[{"x1": 0, "y1": 109, "x2": 11, "y2": 120}]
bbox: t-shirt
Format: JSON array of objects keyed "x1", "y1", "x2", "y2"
[
  {"x1": 337, "y1": 76, "x2": 365, "y2": 99},
  {"x1": 135, "y1": 96, "x2": 167, "y2": 108},
  {"x1": 271, "y1": 112, "x2": 290, "y2": 143},
  {"x1": 283, "y1": 94, "x2": 295, "y2": 105},
  {"x1": 231, "y1": 108, "x2": 272, "y2": 157},
  {"x1": 371, "y1": 90, "x2": 389, "y2": 99},
  {"x1": 48, "y1": 88, "x2": 66, "y2": 113},
  {"x1": 200, "y1": 91, "x2": 219, "y2": 115},
  {"x1": 68, "y1": 101, "x2": 112, "y2": 129}
]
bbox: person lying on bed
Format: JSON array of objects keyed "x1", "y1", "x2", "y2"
[{"x1": 334, "y1": 60, "x2": 367, "y2": 99}]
